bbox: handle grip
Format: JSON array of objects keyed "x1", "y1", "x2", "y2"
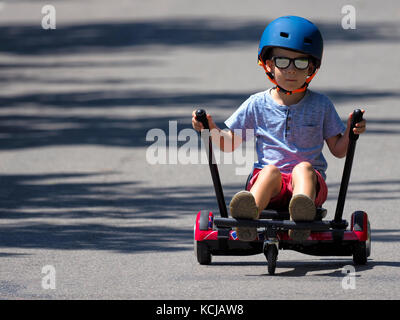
[
  {"x1": 349, "y1": 109, "x2": 363, "y2": 141},
  {"x1": 195, "y1": 109, "x2": 210, "y2": 130}
]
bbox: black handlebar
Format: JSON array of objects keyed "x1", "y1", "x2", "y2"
[
  {"x1": 195, "y1": 108, "x2": 229, "y2": 218},
  {"x1": 333, "y1": 109, "x2": 364, "y2": 225}
]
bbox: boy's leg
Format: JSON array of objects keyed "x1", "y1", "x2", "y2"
[
  {"x1": 291, "y1": 161, "x2": 317, "y2": 202},
  {"x1": 249, "y1": 165, "x2": 282, "y2": 216},
  {"x1": 288, "y1": 161, "x2": 317, "y2": 241},
  {"x1": 230, "y1": 165, "x2": 282, "y2": 241}
]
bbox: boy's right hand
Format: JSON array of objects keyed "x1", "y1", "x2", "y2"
[{"x1": 191, "y1": 110, "x2": 217, "y2": 132}]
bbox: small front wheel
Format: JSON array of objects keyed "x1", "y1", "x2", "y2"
[{"x1": 264, "y1": 244, "x2": 278, "y2": 275}]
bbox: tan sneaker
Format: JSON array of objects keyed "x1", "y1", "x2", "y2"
[
  {"x1": 229, "y1": 191, "x2": 258, "y2": 241},
  {"x1": 288, "y1": 194, "x2": 316, "y2": 242}
]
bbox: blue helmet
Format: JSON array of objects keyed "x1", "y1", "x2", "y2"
[{"x1": 258, "y1": 16, "x2": 323, "y2": 68}]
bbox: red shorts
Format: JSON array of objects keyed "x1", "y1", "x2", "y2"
[{"x1": 245, "y1": 167, "x2": 328, "y2": 210}]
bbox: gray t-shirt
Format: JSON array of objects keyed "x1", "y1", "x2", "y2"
[{"x1": 224, "y1": 88, "x2": 345, "y2": 180}]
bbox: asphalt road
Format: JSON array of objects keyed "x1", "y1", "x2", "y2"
[{"x1": 0, "y1": 0, "x2": 399, "y2": 300}]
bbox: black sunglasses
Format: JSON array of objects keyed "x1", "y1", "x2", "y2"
[{"x1": 272, "y1": 56, "x2": 310, "y2": 70}]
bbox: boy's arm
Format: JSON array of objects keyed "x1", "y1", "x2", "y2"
[
  {"x1": 326, "y1": 110, "x2": 366, "y2": 158},
  {"x1": 192, "y1": 111, "x2": 243, "y2": 152},
  {"x1": 211, "y1": 128, "x2": 243, "y2": 152},
  {"x1": 326, "y1": 133, "x2": 349, "y2": 158}
]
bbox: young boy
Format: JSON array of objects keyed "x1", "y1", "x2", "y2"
[{"x1": 191, "y1": 16, "x2": 366, "y2": 242}]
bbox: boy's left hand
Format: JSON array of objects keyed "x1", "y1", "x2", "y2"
[{"x1": 346, "y1": 109, "x2": 366, "y2": 135}]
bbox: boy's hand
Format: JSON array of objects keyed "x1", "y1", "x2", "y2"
[
  {"x1": 191, "y1": 110, "x2": 218, "y2": 132},
  {"x1": 346, "y1": 109, "x2": 366, "y2": 135}
]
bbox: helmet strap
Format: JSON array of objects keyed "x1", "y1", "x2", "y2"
[{"x1": 258, "y1": 59, "x2": 318, "y2": 95}]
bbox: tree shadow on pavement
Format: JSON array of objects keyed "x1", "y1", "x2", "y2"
[
  {"x1": 0, "y1": 172, "x2": 243, "y2": 254},
  {"x1": 1, "y1": 95, "x2": 400, "y2": 151},
  {"x1": 370, "y1": 229, "x2": 400, "y2": 242},
  {"x1": 0, "y1": 222, "x2": 194, "y2": 254},
  {"x1": 327, "y1": 179, "x2": 400, "y2": 202},
  {"x1": 0, "y1": 19, "x2": 399, "y2": 55},
  {"x1": 1, "y1": 171, "x2": 399, "y2": 253},
  {"x1": 0, "y1": 172, "x2": 241, "y2": 219}
]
